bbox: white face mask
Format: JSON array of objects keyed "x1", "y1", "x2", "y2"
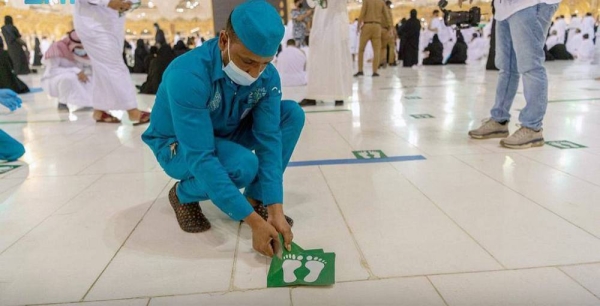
[
  {"x1": 222, "y1": 39, "x2": 261, "y2": 86},
  {"x1": 73, "y1": 48, "x2": 87, "y2": 57}
]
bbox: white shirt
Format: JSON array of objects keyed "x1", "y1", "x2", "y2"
[
  {"x1": 576, "y1": 39, "x2": 594, "y2": 62},
  {"x1": 494, "y1": 0, "x2": 562, "y2": 21},
  {"x1": 546, "y1": 35, "x2": 559, "y2": 50}
]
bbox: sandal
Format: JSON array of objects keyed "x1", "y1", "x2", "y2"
[
  {"x1": 95, "y1": 111, "x2": 121, "y2": 124},
  {"x1": 169, "y1": 183, "x2": 211, "y2": 233},
  {"x1": 132, "y1": 111, "x2": 151, "y2": 126}
]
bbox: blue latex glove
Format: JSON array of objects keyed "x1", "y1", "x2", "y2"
[{"x1": 0, "y1": 89, "x2": 23, "y2": 112}]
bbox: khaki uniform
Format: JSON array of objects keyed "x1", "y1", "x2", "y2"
[
  {"x1": 358, "y1": 0, "x2": 390, "y2": 74},
  {"x1": 380, "y1": 5, "x2": 396, "y2": 65}
]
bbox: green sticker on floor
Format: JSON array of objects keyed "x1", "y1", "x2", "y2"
[
  {"x1": 410, "y1": 114, "x2": 435, "y2": 119},
  {"x1": 0, "y1": 164, "x2": 21, "y2": 175},
  {"x1": 267, "y1": 236, "x2": 336, "y2": 287},
  {"x1": 545, "y1": 140, "x2": 587, "y2": 149},
  {"x1": 352, "y1": 150, "x2": 388, "y2": 159}
]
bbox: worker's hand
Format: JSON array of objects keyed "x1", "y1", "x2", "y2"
[
  {"x1": 108, "y1": 0, "x2": 131, "y2": 12},
  {"x1": 0, "y1": 89, "x2": 22, "y2": 112},
  {"x1": 245, "y1": 212, "x2": 280, "y2": 257},
  {"x1": 267, "y1": 204, "x2": 293, "y2": 252},
  {"x1": 77, "y1": 72, "x2": 89, "y2": 83},
  {"x1": 458, "y1": 0, "x2": 473, "y2": 8}
]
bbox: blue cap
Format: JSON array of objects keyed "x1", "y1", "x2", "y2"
[{"x1": 231, "y1": 0, "x2": 284, "y2": 57}]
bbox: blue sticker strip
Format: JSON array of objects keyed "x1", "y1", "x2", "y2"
[
  {"x1": 23, "y1": 88, "x2": 44, "y2": 94},
  {"x1": 288, "y1": 155, "x2": 426, "y2": 167}
]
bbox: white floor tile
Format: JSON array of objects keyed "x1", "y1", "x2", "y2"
[
  {"x1": 430, "y1": 268, "x2": 600, "y2": 306},
  {"x1": 39, "y1": 298, "x2": 149, "y2": 306},
  {"x1": 149, "y1": 288, "x2": 291, "y2": 306},
  {"x1": 0, "y1": 173, "x2": 170, "y2": 305},
  {"x1": 321, "y1": 163, "x2": 502, "y2": 277},
  {"x1": 292, "y1": 278, "x2": 446, "y2": 306},
  {"x1": 561, "y1": 264, "x2": 600, "y2": 299},
  {"x1": 392, "y1": 156, "x2": 600, "y2": 268},
  {"x1": 85, "y1": 185, "x2": 238, "y2": 301}
]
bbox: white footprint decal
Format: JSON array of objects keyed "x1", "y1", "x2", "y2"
[
  {"x1": 303, "y1": 256, "x2": 327, "y2": 283},
  {"x1": 282, "y1": 254, "x2": 303, "y2": 283}
]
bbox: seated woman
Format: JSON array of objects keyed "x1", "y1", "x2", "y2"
[
  {"x1": 549, "y1": 44, "x2": 574, "y2": 60},
  {"x1": 41, "y1": 30, "x2": 93, "y2": 112},
  {"x1": 447, "y1": 31, "x2": 468, "y2": 64},
  {"x1": 173, "y1": 40, "x2": 189, "y2": 57},
  {"x1": 0, "y1": 89, "x2": 25, "y2": 162},
  {"x1": 144, "y1": 46, "x2": 158, "y2": 73},
  {"x1": 422, "y1": 34, "x2": 444, "y2": 66},
  {"x1": 139, "y1": 45, "x2": 175, "y2": 95},
  {"x1": 133, "y1": 39, "x2": 148, "y2": 74},
  {"x1": 0, "y1": 37, "x2": 29, "y2": 94}
]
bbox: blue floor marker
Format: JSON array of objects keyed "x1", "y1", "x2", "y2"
[{"x1": 288, "y1": 155, "x2": 426, "y2": 167}]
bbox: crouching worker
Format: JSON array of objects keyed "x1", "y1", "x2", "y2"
[{"x1": 142, "y1": 0, "x2": 305, "y2": 257}]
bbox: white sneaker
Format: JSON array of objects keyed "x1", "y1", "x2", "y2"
[
  {"x1": 468, "y1": 118, "x2": 510, "y2": 139},
  {"x1": 500, "y1": 126, "x2": 544, "y2": 149}
]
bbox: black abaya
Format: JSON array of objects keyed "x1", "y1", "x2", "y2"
[
  {"x1": 423, "y1": 35, "x2": 444, "y2": 66},
  {"x1": 549, "y1": 44, "x2": 574, "y2": 60},
  {"x1": 447, "y1": 32, "x2": 468, "y2": 64},
  {"x1": 1, "y1": 16, "x2": 30, "y2": 75},
  {"x1": 33, "y1": 37, "x2": 43, "y2": 66},
  {"x1": 399, "y1": 12, "x2": 421, "y2": 67},
  {"x1": 133, "y1": 39, "x2": 149, "y2": 73},
  {"x1": 139, "y1": 45, "x2": 175, "y2": 95},
  {"x1": 0, "y1": 38, "x2": 30, "y2": 94}
]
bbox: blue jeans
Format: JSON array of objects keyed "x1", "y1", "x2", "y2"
[{"x1": 491, "y1": 3, "x2": 558, "y2": 130}]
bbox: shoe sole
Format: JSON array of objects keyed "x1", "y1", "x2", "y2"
[
  {"x1": 469, "y1": 131, "x2": 509, "y2": 139},
  {"x1": 500, "y1": 139, "x2": 545, "y2": 149}
]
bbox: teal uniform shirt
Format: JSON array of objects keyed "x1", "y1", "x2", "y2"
[{"x1": 142, "y1": 38, "x2": 284, "y2": 221}]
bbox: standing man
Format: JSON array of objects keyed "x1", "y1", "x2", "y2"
[
  {"x1": 354, "y1": 0, "x2": 391, "y2": 77},
  {"x1": 74, "y1": 0, "x2": 150, "y2": 125},
  {"x1": 467, "y1": 0, "x2": 561, "y2": 149},
  {"x1": 154, "y1": 23, "x2": 167, "y2": 47},
  {"x1": 291, "y1": 0, "x2": 313, "y2": 47},
  {"x1": 380, "y1": 1, "x2": 396, "y2": 68},
  {"x1": 299, "y1": 0, "x2": 353, "y2": 107},
  {"x1": 142, "y1": 0, "x2": 304, "y2": 257}
]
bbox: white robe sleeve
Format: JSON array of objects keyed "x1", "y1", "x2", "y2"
[{"x1": 83, "y1": 0, "x2": 110, "y2": 7}]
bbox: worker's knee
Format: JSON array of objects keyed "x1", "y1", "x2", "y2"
[
  {"x1": 281, "y1": 100, "x2": 305, "y2": 129},
  {"x1": 228, "y1": 150, "x2": 259, "y2": 188}
]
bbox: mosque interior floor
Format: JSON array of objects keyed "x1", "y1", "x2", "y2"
[{"x1": 1, "y1": 61, "x2": 600, "y2": 306}]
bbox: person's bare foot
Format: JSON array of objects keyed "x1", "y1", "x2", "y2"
[{"x1": 127, "y1": 109, "x2": 143, "y2": 121}]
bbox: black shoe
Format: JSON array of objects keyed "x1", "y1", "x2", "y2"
[
  {"x1": 57, "y1": 103, "x2": 69, "y2": 112},
  {"x1": 335, "y1": 100, "x2": 344, "y2": 106},
  {"x1": 353, "y1": 71, "x2": 364, "y2": 77},
  {"x1": 299, "y1": 99, "x2": 317, "y2": 107},
  {"x1": 168, "y1": 183, "x2": 211, "y2": 233},
  {"x1": 372, "y1": 73, "x2": 380, "y2": 77},
  {"x1": 135, "y1": 85, "x2": 142, "y2": 90}
]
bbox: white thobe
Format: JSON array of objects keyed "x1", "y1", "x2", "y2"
[
  {"x1": 576, "y1": 39, "x2": 595, "y2": 62},
  {"x1": 552, "y1": 19, "x2": 567, "y2": 43},
  {"x1": 582, "y1": 16, "x2": 596, "y2": 38},
  {"x1": 467, "y1": 37, "x2": 486, "y2": 63},
  {"x1": 305, "y1": 0, "x2": 352, "y2": 101},
  {"x1": 568, "y1": 17, "x2": 583, "y2": 44},
  {"x1": 41, "y1": 57, "x2": 93, "y2": 108},
  {"x1": 281, "y1": 20, "x2": 294, "y2": 50},
  {"x1": 276, "y1": 47, "x2": 307, "y2": 87},
  {"x1": 40, "y1": 39, "x2": 52, "y2": 64},
  {"x1": 349, "y1": 21, "x2": 359, "y2": 55},
  {"x1": 567, "y1": 33, "x2": 583, "y2": 56},
  {"x1": 73, "y1": 0, "x2": 138, "y2": 111},
  {"x1": 546, "y1": 35, "x2": 559, "y2": 50}
]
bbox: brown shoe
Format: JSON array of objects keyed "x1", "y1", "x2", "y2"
[
  {"x1": 169, "y1": 183, "x2": 211, "y2": 233},
  {"x1": 252, "y1": 203, "x2": 294, "y2": 227}
]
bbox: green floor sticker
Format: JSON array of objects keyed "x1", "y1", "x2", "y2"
[
  {"x1": 410, "y1": 114, "x2": 435, "y2": 119},
  {"x1": 352, "y1": 150, "x2": 387, "y2": 159},
  {"x1": 267, "y1": 237, "x2": 336, "y2": 287},
  {"x1": 0, "y1": 164, "x2": 21, "y2": 175},
  {"x1": 545, "y1": 140, "x2": 587, "y2": 149}
]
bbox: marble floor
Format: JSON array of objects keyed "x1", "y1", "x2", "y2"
[{"x1": 1, "y1": 60, "x2": 600, "y2": 306}]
